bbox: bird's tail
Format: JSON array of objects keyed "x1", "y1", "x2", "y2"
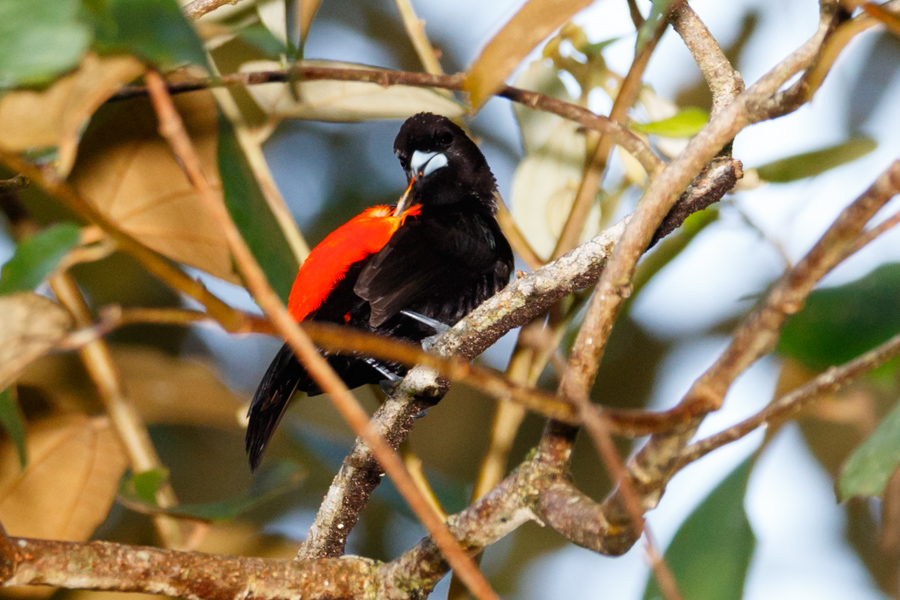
[{"x1": 246, "y1": 342, "x2": 312, "y2": 471}]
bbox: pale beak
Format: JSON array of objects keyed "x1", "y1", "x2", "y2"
[
  {"x1": 409, "y1": 150, "x2": 449, "y2": 177},
  {"x1": 394, "y1": 174, "x2": 417, "y2": 216}
]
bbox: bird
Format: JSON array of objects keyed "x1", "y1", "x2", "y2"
[{"x1": 245, "y1": 112, "x2": 514, "y2": 471}]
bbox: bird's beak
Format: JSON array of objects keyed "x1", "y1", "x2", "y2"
[
  {"x1": 409, "y1": 150, "x2": 448, "y2": 178},
  {"x1": 394, "y1": 173, "x2": 417, "y2": 216}
]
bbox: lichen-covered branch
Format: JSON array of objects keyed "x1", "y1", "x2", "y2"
[{"x1": 2, "y1": 537, "x2": 377, "y2": 600}]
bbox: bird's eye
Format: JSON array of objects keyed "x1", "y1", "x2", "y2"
[
  {"x1": 436, "y1": 131, "x2": 453, "y2": 146},
  {"x1": 399, "y1": 157, "x2": 409, "y2": 170}
]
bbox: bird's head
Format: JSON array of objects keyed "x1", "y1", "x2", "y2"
[{"x1": 393, "y1": 113, "x2": 497, "y2": 212}]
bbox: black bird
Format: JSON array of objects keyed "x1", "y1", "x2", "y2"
[{"x1": 246, "y1": 113, "x2": 513, "y2": 470}]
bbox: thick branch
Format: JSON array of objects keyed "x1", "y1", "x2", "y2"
[
  {"x1": 670, "y1": 3, "x2": 744, "y2": 116},
  {"x1": 2, "y1": 538, "x2": 376, "y2": 600}
]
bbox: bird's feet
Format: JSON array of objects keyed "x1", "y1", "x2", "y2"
[
  {"x1": 363, "y1": 358, "x2": 403, "y2": 395},
  {"x1": 400, "y1": 310, "x2": 449, "y2": 350},
  {"x1": 400, "y1": 310, "x2": 450, "y2": 335}
]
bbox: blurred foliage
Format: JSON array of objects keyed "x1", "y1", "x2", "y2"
[
  {"x1": 632, "y1": 106, "x2": 708, "y2": 138},
  {"x1": 778, "y1": 263, "x2": 900, "y2": 369},
  {"x1": 0, "y1": 388, "x2": 27, "y2": 469},
  {"x1": 643, "y1": 458, "x2": 756, "y2": 600},
  {"x1": 839, "y1": 400, "x2": 900, "y2": 500},
  {"x1": 0, "y1": 0, "x2": 91, "y2": 88},
  {"x1": 119, "y1": 460, "x2": 306, "y2": 520},
  {"x1": 754, "y1": 137, "x2": 877, "y2": 183},
  {"x1": 218, "y1": 114, "x2": 298, "y2": 302},
  {"x1": 0, "y1": 222, "x2": 79, "y2": 294},
  {"x1": 87, "y1": 0, "x2": 208, "y2": 68}
]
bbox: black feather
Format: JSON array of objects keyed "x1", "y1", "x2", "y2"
[{"x1": 246, "y1": 113, "x2": 513, "y2": 470}]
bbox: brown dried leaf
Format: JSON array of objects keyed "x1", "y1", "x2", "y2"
[
  {"x1": 0, "y1": 293, "x2": 73, "y2": 391},
  {"x1": 463, "y1": 0, "x2": 593, "y2": 109},
  {"x1": 0, "y1": 415, "x2": 128, "y2": 540},
  {"x1": 295, "y1": 0, "x2": 323, "y2": 45},
  {"x1": 0, "y1": 54, "x2": 144, "y2": 178},
  {"x1": 112, "y1": 345, "x2": 244, "y2": 428},
  {"x1": 69, "y1": 88, "x2": 240, "y2": 284},
  {"x1": 241, "y1": 59, "x2": 465, "y2": 122},
  {"x1": 18, "y1": 344, "x2": 243, "y2": 429}
]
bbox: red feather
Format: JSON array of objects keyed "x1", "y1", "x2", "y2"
[{"x1": 287, "y1": 204, "x2": 422, "y2": 322}]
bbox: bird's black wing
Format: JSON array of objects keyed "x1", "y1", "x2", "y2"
[
  {"x1": 245, "y1": 342, "x2": 314, "y2": 470},
  {"x1": 354, "y1": 208, "x2": 510, "y2": 327}
]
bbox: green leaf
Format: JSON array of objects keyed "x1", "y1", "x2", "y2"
[
  {"x1": 839, "y1": 401, "x2": 900, "y2": 500},
  {"x1": 129, "y1": 467, "x2": 170, "y2": 504},
  {"x1": 217, "y1": 114, "x2": 297, "y2": 302},
  {"x1": 643, "y1": 458, "x2": 756, "y2": 600},
  {"x1": 636, "y1": 0, "x2": 676, "y2": 54},
  {"x1": 89, "y1": 0, "x2": 207, "y2": 69},
  {"x1": 633, "y1": 107, "x2": 709, "y2": 138},
  {"x1": 237, "y1": 22, "x2": 288, "y2": 58},
  {"x1": 119, "y1": 461, "x2": 305, "y2": 521},
  {"x1": 0, "y1": 387, "x2": 27, "y2": 469},
  {"x1": 0, "y1": 222, "x2": 81, "y2": 294},
  {"x1": 755, "y1": 137, "x2": 877, "y2": 183},
  {"x1": 0, "y1": 0, "x2": 92, "y2": 88},
  {"x1": 778, "y1": 263, "x2": 900, "y2": 369}
]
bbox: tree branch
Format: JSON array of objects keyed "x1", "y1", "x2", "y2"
[
  {"x1": 111, "y1": 66, "x2": 664, "y2": 177},
  {"x1": 603, "y1": 158, "x2": 900, "y2": 534},
  {"x1": 670, "y1": 3, "x2": 744, "y2": 116},
  {"x1": 1, "y1": 537, "x2": 377, "y2": 600},
  {"x1": 299, "y1": 152, "x2": 741, "y2": 559},
  {"x1": 182, "y1": 0, "x2": 245, "y2": 20},
  {"x1": 677, "y1": 330, "x2": 900, "y2": 470}
]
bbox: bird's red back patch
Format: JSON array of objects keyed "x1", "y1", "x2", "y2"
[{"x1": 287, "y1": 204, "x2": 422, "y2": 322}]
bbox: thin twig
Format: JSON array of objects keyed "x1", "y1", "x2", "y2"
[
  {"x1": 210, "y1": 78, "x2": 310, "y2": 263},
  {"x1": 182, "y1": 0, "x2": 244, "y2": 20},
  {"x1": 670, "y1": 3, "x2": 744, "y2": 116},
  {"x1": 143, "y1": 70, "x2": 500, "y2": 600},
  {"x1": 627, "y1": 0, "x2": 645, "y2": 29},
  {"x1": 50, "y1": 274, "x2": 188, "y2": 548},
  {"x1": 550, "y1": 0, "x2": 670, "y2": 262},
  {"x1": 393, "y1": 0, "x2": 445, "y2": 76},
  {"x1": 853, "y1": 206, "x2": 900, "y2": 252},
  {"x1": 606, "y1": 158, "x2": 900, "y2": 525},
  {"x1": 677, "y1": 330, "x2": 900, "y2": 470},
  {"x1": 0, "y1": 175, "x2": 28, "y2": 192},
  {"x1": 111, "y1": 66, "x2": 664, "y2": 177}
]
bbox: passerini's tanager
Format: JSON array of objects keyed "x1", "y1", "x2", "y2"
[{"x1": 246, "y1": 113, "x2": 514, "y2": 470}]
